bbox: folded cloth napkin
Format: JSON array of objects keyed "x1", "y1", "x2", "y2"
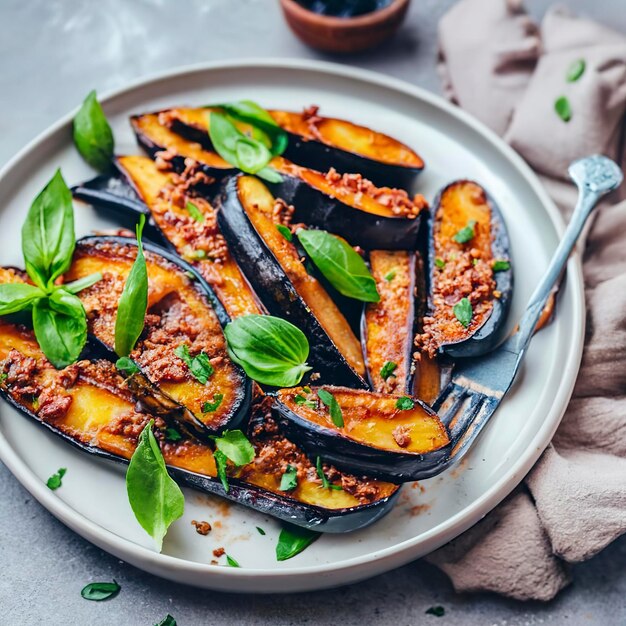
[{"x1": 430, "y1": 0, "x2": 626, "y2": 601}]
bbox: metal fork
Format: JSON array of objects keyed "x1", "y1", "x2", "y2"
[{"x1": 419, "y1": 155, "x2": 623, "y2": 479}]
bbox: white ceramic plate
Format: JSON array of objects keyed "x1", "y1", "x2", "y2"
[{"x1": 0, "y1": 59, "x2": 584, "y2": 593}]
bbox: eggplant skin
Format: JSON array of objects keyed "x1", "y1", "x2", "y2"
[
  {"x1": 73, "y1": 236, "x2": 252, "y2": 435},
  {"x1": 266, "y1": 173, "x2": 422, "y2": 251},
  {"x1": 217, "y1": 175, "x2": 367, "y2": 389},
  {"x1": 272, "y1": 388, "x2": 452, "y2": 482},
  {"x1": 426, "y1": 180, "x2": 513, "y2": 359}
]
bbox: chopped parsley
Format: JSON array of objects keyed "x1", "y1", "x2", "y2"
[
  {"x1": 46, "y1": 467, "x2": 67, "y2": 490},
  {"x1": 453, "y1": 297, "x2": 473, "y2": 328},
  {"x1": 395, "y1": 396, "x2": 415, "y2": 411},
  {"x1": 175, "y1": 344, "x2": 214, "y2": 384},
  {"x1": 453, "y1": 220, "x2": 477, "y2": 244},
  {"x1": 380, "y1": 361, "x2": 397, "y2": 380},
  {"x1": 492, "y1": 259, "x2": 511, "y2": 272},
  {"x1": 434, "y1": 257, "x2": 445, "y2": 269},
  {"x1": 165, "y1": 427, "x2": 182, "y2": 442},
  {"x1": 279, "y1": 464, "x2": 298, "y2": 491},
  {"x1": 384, "y1": 269, "x2": 396, "y2": 282},
  {"x1": 202, "y1": 393, "x2": 224, "y2": 413},
  {"x1": 294, "y1": 393, "x2": 316, "y2": 409}
]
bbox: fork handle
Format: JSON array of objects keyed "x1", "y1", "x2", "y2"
[{"x1": 507, "y1": 185, "x2": 602, "y2": 355}]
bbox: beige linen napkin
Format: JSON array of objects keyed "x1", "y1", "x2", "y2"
[{"x1": 431, "y1": 0, "x2": 626, "y2": 601}]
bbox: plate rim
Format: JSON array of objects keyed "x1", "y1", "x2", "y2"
[{"x1": 0, "y1": 57, "x2": 585, "y2": 590}]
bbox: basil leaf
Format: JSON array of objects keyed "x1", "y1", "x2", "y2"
[
  {"x1": 425, "y1": 606, "x2": 445, "y2": 617},
  {"x1": 115, "y1": 215, "x2": 148, "y2": 357},
  {"x1": 202, "y1": 393, "x2": 224, "y2": 413},
  {"x1": 256, "y1": 166, "x2": 283, "y2": 183},
  {"x1": 46, "y1": 467, "x2": 66, "y2": 490},
  {"x1": 175, "y1": 344, "x2": 215, "y2": 384},
  {"x1": 216, "y1": 100, "x2": 288, "y2": 156},
  {"x1": 73, "y1": 90, "x2": 114, "y2": 171},
  {"x1": 492, "y1": 259, "x2": 511, "y2": 272},
  {"x1": 395, "y1": 396, "x2": 415, "y2": 410},
  {"x1": 32, "y1": 289, "x2": 87, "y2": 369},
  {"x1": 213, "y1": 430, "x2": 255, "y2": 466},
  {"x1": 555, "y1": 96, "x2": 572, "y2": 122},
  {"x1": 235, "y1": 136, "x2": 272, "y2": 173},
  {"x1": 126, "y1": 420, "x2": 184, "y2": 552},
  {"x1": 226, "y1": 555, "x2": 241, "y2": 568},
  {"x1": 317, "y1": 389, "x2": 344, "y2": 427},
  {"x1": 0, "y1": 283, "x2": 43, "y2": 315},
  {"x1": 453, "y1": 297, "x2": 473, "y2": 327},
  {"x1": 80, "y1": 580, "x2": 120, "y2": 602},
  {"x1": 384, "y1": 270, "x2": 396, "y2": 282},
  {"x1": 155, "y1": 615, "x2": 177, "y2": 626},
  {"x1": 185, "y1": 200, "x2": 204, "y2": 223},
  {"x1": 566, "y1": 59, "x2": 585, "y2": 83},
  {"x1": 297, "y1": 229, "x2": 379, "y2": 303},
  {"x1": 276, "y1": 224, "x2": 293, "y2": 242},
  {"x1": 380, "y1": 361, "x2": 397, "y2": 380},
  {"x1": 276, "y1": 523, "x2": 321, "y2": 561},
  {"x1": 214, "y1": 450, "x2": 229, "y2": 492},
  {"x1": 224, "y1": 314, "x2": 311, "y2": 387},
  {"x1": 294, "y1": 394, "x2": 316, "y2": 409},
  {"x1": 435, "y1": 257, "x2": 446, "y2": 269},
  {"x1": 22, "y1": 169, "x2": 75, "y2": 291},
  {"x1": 453, "y1": 220, "x2": 477, "y2": 244},
  {"x1": 116, "y1": 356, "x2": 140, "y2": 376},
  {"x1": 256, "y1": 526, "x2": 266, "y2": 535},
  {"x1": 62, "y1": 272, "x2": 102, "y2": 294},
  {"x1": 279, "y1": 464, "x2": 298, "y2": 491}
]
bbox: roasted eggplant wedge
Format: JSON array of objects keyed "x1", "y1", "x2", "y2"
[
  {"x1": 65, "y1": 236, "x2": 251, "y2": 436},
  {"x1": 161, "y1": 106, "x2": 425, "y2": 189},
  {"x1": 361, "y1": 251, "x2": 418, "y2": 394},
  {"x1": 417, "y1": 180, "x2": 513, "y2": 359},
  {"x1": 218, "y1": 175, "x2": 367, "y2": 388},
  {"x1": 0, "y1": 324, "x2": 399, "y2": 532},
  {"x1": 133, "y1": 111, "x2": 428, "y2": 249},
  {"x1": 273, "y1": 386, "x2": 450, "y2": 481}
]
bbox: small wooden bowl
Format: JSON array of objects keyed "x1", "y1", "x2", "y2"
[{"x1": 279, "y1": 0, "x2": 411, "y2": 54}]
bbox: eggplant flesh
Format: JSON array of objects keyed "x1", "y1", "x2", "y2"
[
  {"x1": 273, "y1": 386, "x2": 451, "y2": 481},
  {"x1": 420, "y1": 180, "x2": 513, "y2": 359},
  {"x1": 161, "y1": 106, "x2": 425, "y2": 189},
  {"x1": 0, "y1": 323, "x2": 398, "y2": 533},
  {"x1": 218, "y1": 174, "x2": 367, "y2": 389},
  {"x1": 66, "y1": 236, "x2": 251, "y2": 436},
  {"x1": 140, "y1": 110, "x2": 427, "y2": 250}
]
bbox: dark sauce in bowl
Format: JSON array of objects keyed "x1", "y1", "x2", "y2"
[{"x1": 295, "y1": 0, "x2": 393, "y2": 18}]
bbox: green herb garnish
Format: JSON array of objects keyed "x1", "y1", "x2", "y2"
[
  {"x1": 226, "y1": 555, "x2": 241, "y2": 568},
  {"x1": 115, "y1": 356, "x2": 140, "y2": 377},
  {"x1": 425, "y1": 606, "x2": 445, "y2": 617},
  {"x1": 202, "y1": 393, "x2": 224, "y2": 413},
  {"x1": 566, "y1": 59, "x2": 585, "y2": 83},
  {"x1": 114, "y1": 215, "x2": 148, "y2": 357},
  {"x1": 155, "y1": 615, "x2": 177, "y2": 626},
  {"x1": 317, "y1": 389, "x2": 343, "y2": 427},
  {"x1": 384, "y1": 269, "x2": 396, "y2": 281},
  {"x1": 211, "y1": 430, "x2": 255, "y2": 493},
  {"x1": 276, "y1": 224, "x2": 293, "y2": 242},
  {"x1": 395, "y1": 396, "x2": 415, "y2": 410},
  {"x1": 46, "y1": 467, "x2": 67, "y2": 490},
  {"x1": 73, "y1": 90, "x2": 114, "y2": 171},
  {"x1": 434, "y1": 257, "x2": 446, "y2": 269},
  {"x1": 175, "y1": 344, "x2": 215, "y2": 384},
  {"x1": 294, "y1": 394, "x2": 316, "y2": 409},
  {"x1": 126, "y1": 420, "x2": 184, "y2": 552},
  {"x1": 276, "y1": 523, "x2": 321, "y2": 561},
  {"x1": 453, "y1": 297, "x2": 473, "y2": 328},
  {"x1": 492, "y1": 259, "x2": 511, "y2": 272},
  {"x1": 297, "y1": 229, "x2": 379, "y2": 302},
  {"x1": 453, "y1": 220, "x2": 477, "y2": 244},
  {"x1": 209, "y1": 111, "x2": 282, "y2": 183},
  {"x1": 555, "y1": 96, "x2": 572, "y2": 122},
  {"x1": 80, "y1": 580, "x2": 121, "y2": 602},
  {"x1": 165, "y1": 427, "x2": 182, "y2": 443},
  {"x1": 380, "y1": 361, "x2": 397, "y2": 380},
  {"x1": 279, "y1": 464, "x2": 298, "y2": 491},
  {"x1": 224, "y1": 314, "x2": 311, "y2": 387},
  {"x1": 256, "y1": 526, "x2": 266, "y2": 535},
  {"x1": 185, "y1": 200, "x2": 205, "y2": 223}
]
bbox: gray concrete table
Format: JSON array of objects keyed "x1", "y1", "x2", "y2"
[{"x1": 1, "y1": 1, "x2": 625, "y2": 624}]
